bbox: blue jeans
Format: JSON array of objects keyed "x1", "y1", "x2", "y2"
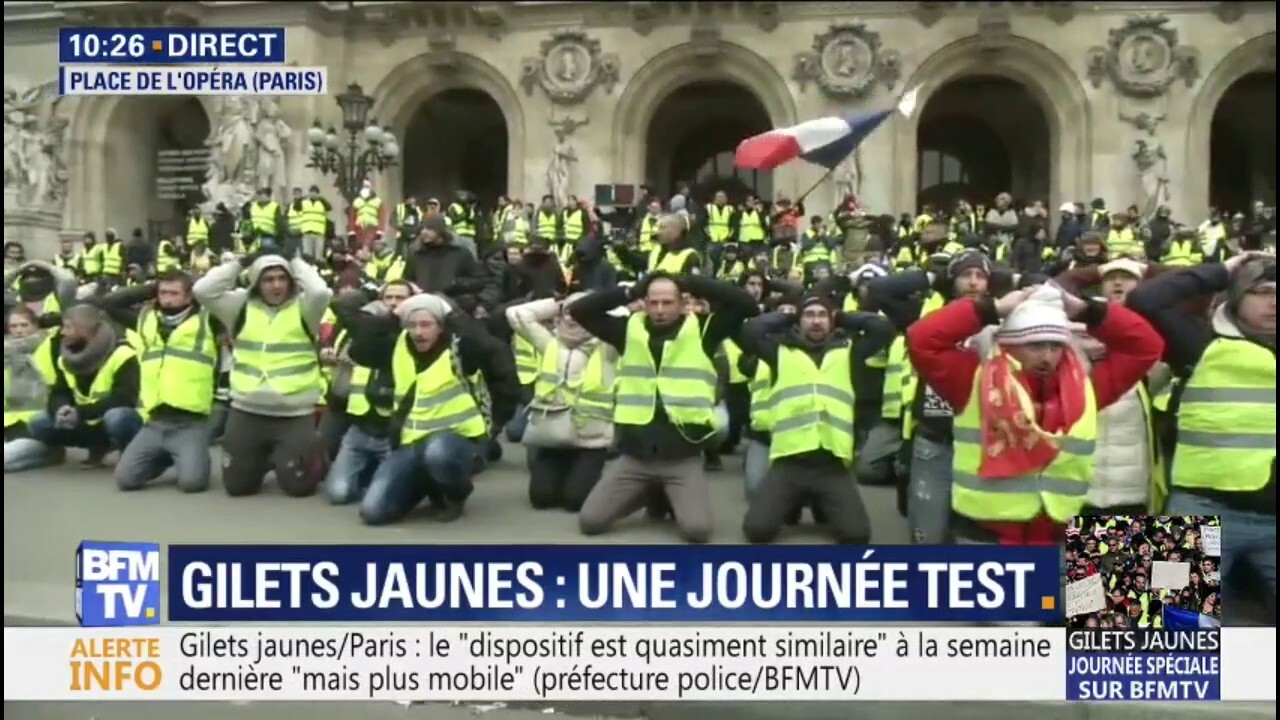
[
  {"x1": 1167, "y1": 491, "x2": 1277, "y2": 620},
  {"x1": 743, "y1": 438, "x2": 770, "y2": 498},
  {"x1": 359, "y1": 431, "x2": 479, "y2": 525},
  {"x1": 326, "y1": 425, "x2": 392, "y2": 505},
  {"x1": 908, "y1": 435, "x2": 954, "y2": 544},
  {"x1": 29, "y1": 408, "x2": 142, "y2": 455},
  {"x1": 504, "y1": 405, "x2": 529, "y2": 443},
  {"x1": 3, "y1": 437, "x2": 55, "y2": 472}
]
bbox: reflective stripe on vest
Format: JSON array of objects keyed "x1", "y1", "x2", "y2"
[
  {"x1": 137, "y1": 307, "x2": 217, "y2": 416},
  {"x1": 450, "y1": 203, "x2": 475, "y2": 237},
  {"x1": 1106, "y1": 227, "x2": 1140, "y2": 258},
  {"x1": 353, "y1": 197, "x2": 382, "y2": 228},
  {"x1": 638, "y1": 216, "x2": 658, "y2": 251},
  {"x1": 156, "y1": 241, "x2": 181, "y2": 272},
  {"x1": 707, "y1": 205, "x2": 732, "y2": 243},
  {"x1": 230, "y1": 301, "x2": 320, "y2": 402},
  {"x1": 718, "y1": 339, "x2": 746, "y2": 384},
  {"x1": 748, "y1": 362, "x2": 774, "y2": 432},
  {"x1": 102, "y1": 243, "x2": 124, "y2": 276},
  {"x1": 57, "y1": 344, "x2": 136, "y2": 426},
  {"x1": 880, "y1": 336, "x2": 907, "y2": 419},
  {"x1": 899, "y1": 292, "x2": 947, "y2": 438},
  {"x1": 951, "y1": 368, "x2": 1097, "y2": 523},
  {"x1": 82, "y1": 245, "x2": 105, "y2": 275},
  {"x1": 297, "y1": 199, "x2": 328, "y2": 235},
  {"x1": 613, "y1": 313, "x2": 717, "y2": 429},
  {"x1": 648, "y1": 246, "x2": 695, "y2": 274},
  {"x1": 769, "y1": 343, "x2": 856, "y2": 463},
  {"x1": 186, "y1": 218, "x2": 210, "y2": 244},
  {"x1": 562, "y1": 209, "x2": 584, "y2": 242},
  {"x1": 532, "y1": 340, "x2": 613, "y2": 422},
  {"x1": 346, "y1": 364, "x2": 393, "y2": 418},
  {"x1": 738, "y1": 210, "x2": 764, "y2": 242},
  {"x1": 513, "y1": 334, "x2": 540, "y2": 386},
  {"x1": 1161, "y1": 240, "x2": 1200, "y2": 267},
  {"x1": 536, "y1": 211, "x2": 558, "y2": 240},
  {"x1": 510, "y1": 217, "x2": 530, "y2": 245},
  {"x1": 1171, "y1": 337, "x2": 1275, "y2": 492},
  {"x1": 250, "y1": 202, "x2": 280, "y2": 236},
  {"x1": 391, "y1": 336, "x2": 487, "y2": 443}
]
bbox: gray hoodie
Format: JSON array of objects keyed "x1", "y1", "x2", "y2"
[{"x1": 192, "y1": 255, "x2": 332, "y2": 417}]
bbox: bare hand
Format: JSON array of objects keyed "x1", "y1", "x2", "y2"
[
  {"x1": 1079, "y1": 336, "x2": 1107, "y2": 362},
  {"x1": 319, "y1": 347, "x2": 337, "y2": 364},
  {"x1": 993, "y1": 286, "x2": 1034, "y2": 318},
  {"x1": 1225, "y1": 251, "x2": 1268, "y2": 273}
]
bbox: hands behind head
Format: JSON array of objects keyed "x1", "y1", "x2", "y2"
[{"x1": 1225, "y1": 251, "x2": 1270, "y2": 273}]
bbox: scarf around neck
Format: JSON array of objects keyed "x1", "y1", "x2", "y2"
[{"x1": 60, "y1": 322, "x2": 121, "y2": 377}]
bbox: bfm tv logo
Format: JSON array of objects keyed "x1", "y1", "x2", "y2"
[{"x1": 76, "y1": 541, "x2": 161, "y2": 627}]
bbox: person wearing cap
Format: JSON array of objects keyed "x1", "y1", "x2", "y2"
[
  {"x1": 1054, "y1": 201, "x2": 1085, "y2": 254},
  {"x1": 5, "y1": 304, "x2": 143, "y2": 472},
  {"x1": 342, "y1": 292, "x2": 518, "y2": 524},
  {"x1": 193, "y1": 248, "x2": 332, "y2": 497},
  {"x1": 738, "y1": 293, "x2": 894, "y2": 543},
  {"x1": 1127, "y1": 252, "x2": 1276, "y2": 619},
  {"x1": 906, "y1": 279, "x2": 1163, "y2": 545},
  {"x1": 4, "y1": 260, "x2": 78, "y2": 327},
  {"x1": 571, "y1": 271, "x2": 758, "y2": 543},
  {"x1": 865, "y1": 250, "x2": 1000, "y2": 542}
]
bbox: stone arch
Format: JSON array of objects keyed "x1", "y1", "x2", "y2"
[
  {"x1": 612, "y1": 42, "x2": 799, "y2": 191},
  {"x1": 892, "y1": 35, "x2": 1090, "y2": 213},
  {"x1": 1184, "y1": 32, "x2": 1276, "y2": 219},
  {"x1": 65, "y1": 95, "x2": 218, "y2": 234},
  {"x1": 371, "y1": 52, "x2": 525, "y2": 203}
]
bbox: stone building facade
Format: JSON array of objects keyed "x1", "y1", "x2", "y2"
[{"x1": 2, "y1": 1, "x2": 1276, "y2": 254}]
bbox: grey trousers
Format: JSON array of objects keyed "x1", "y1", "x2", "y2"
[
  {"x1": 114, "y1": 418, "x2": 213, "y2": 493},
  {"x1": 579, "y1": 454, "x2": 713, "y2": 543},
  {"x1": 220, "y1": 407, "x2": 319, "y2": 497}
]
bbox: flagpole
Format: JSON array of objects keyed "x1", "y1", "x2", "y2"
[{"x1": 795, "y1": 165, "x2": 838, "y2": 205}]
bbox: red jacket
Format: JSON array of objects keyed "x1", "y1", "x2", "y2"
[{"x1": 905, "y1": 298, "x2": 1164, "y2": 543}]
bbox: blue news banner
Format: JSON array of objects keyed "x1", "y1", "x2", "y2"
[
  {"x1": 81, "y1": 543, "x2": 1058, "y2": 625},
  {"x1": 59, "y1": 28, "x2": 285, "y2": 64},
  {"x1": 1066, "y1": 629, "x2": 1221, "y2": 702}
]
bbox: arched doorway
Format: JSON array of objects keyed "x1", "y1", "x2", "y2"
[
  {"x1": 1209, "y1": 70, "x2": 1277, "y2": 216},
  {"x1": 915, "y1": 76, "x2": 1050, "y2": 212},
  {"x1": 401, "y1": 88, "x2": 508, "y2": 204},
  {"x1": 103, "y1": 97, "x2": 211, "y2": 240},
  {"x1": 644, "y1": 81, "x2": 773, "y2": 203}
]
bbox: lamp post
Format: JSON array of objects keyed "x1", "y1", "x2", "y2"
[{"x1": 306, "y1": 82, "x2": 400, "y2": 207}]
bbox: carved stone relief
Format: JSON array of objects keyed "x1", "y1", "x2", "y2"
[
  {"x1": 546, "y1": 116, "x2": 587, "y2": 208},
  {"x1": 520, "y1": 30, "x2": 620, "y2": 105},
  {"x1": 203, "y1": 96, "x2": 294, "y2": 209},
  {"x1": 793, "y1": 23, "x2": 901, "y2": 99},
  {"x1": 1085, "y1": 16, "x2": 1201, "y2": 98},
  {"x1": 3, "y1": 81, "x2": 69, "y2": 214}
]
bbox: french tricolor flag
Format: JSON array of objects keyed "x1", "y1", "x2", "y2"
[{"x1": 735, "y1": 86, "x2": 922, "y2": 171}]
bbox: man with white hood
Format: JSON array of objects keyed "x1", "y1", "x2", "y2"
[{"x1": 193, "y1": 250, "x2": 333, "y2": 497}]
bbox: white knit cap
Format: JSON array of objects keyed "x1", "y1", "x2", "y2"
[
  {"x1": 1099, "y1": 258, "x2": 1146, "y2": 279},
  {"x1": 997, "y1": 286, "x2": 1072, "y2": 346}
]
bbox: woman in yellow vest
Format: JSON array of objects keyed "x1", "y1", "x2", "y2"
[
  {"x1": 3, "y1": 306, "x2": 49, "y2": 445},
  {"x1": 906, "y1": 284, "x2": 1164, "y2": 544},
  {"x1": 507, "y1": 293, "x2": 618, "y2": 511},
  {"x1": 341, "y1": 292, "x2": 522, "y2": 524},
  {"x1": 7, "y1": 305, "x2": 143, "y2": 472}
]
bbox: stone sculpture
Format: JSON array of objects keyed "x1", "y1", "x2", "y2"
[
  {"x1": 793, "y1": 23, "x2": 902, "y2": 99},
  {"x1": 835, "y1": 150, "x2": 862, "y2": 202},
  {"x1": 203, "y1": 95, "x2": 293, "y2": 208},
  {"x1": 1132, "y1": 138, "x2": 1170, "y2": 221},
  {"x1": 520, "y1": 31, "x2": 621, "y2": 105},
  {"x1": 3, "y1": 82, "x2": 68, "y2": 212},
  {"x1": 1085, "y1": 15, "x2": 1201, "y2": 98},
  {"x1": 546, "y1": 116, "x2": 587, "y2": 207}
]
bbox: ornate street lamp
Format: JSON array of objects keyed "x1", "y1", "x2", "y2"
[{"x1": 307, "y1": 83, "x2": 399, "y2": 206}]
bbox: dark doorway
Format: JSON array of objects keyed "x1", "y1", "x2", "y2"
[
  {"x1": 402, "y1": 88, "x2": 509, "y2": 204},
  {"x1": 1209, "y1": 71, "x2": 1277, "y2": 216}
]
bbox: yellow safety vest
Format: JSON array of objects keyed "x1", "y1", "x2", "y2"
[
  {"x1": 57, "y1": 344, "x2": 136, "y2": 426},
  {"x1": 1106, "y1": 227, "x2": 1141, "y2": 258},
  {"x1": 346, "y1": 364, "x2": 394, "y2": 418},
  {"x1": 638, "y1": 216, "x2": 659, "y2": 252},
  {"x1": 297, "y1": 199, "x2": 328, "y2": 236},
  {"x1": 881, "y1": 336, "x2": 907, "y2": 420},
  {"x1": 707, "y1": 205, "x2": 732, "y2": 243},
  {"x1": 748, "y1": 362, "x2": 774, "y2": 433},
  {"x1": 32, "y1": 333, "x2": 60, "y2": 387},
  {"x1": 532, "y1": 340, "x2": 614, "y2": 422},
  {"x1": 53, "y1": 253, "x2": 81, "y2": 274},
  {"x1": 156, "y1": 240, "x2": 180, "y2": 272},
  {"x1": 718, "y1": 339, "x2": 746, "y2": 384},
  {"x1": 353, "y1": 197, "x2": 382, "y2": 228},
  {"x1": 613, "y1": 313, "x2": 717, "y2": 429},
  {"x1": 82, "y1": 245, "x2": 105, "y2": 276},
  {"x1": 449, "y1": 202, "x2": 475, "y2": 237},
  {"x1": 536, "y1": 211, "x2": 559, "y2": 241},
  {"x1": 1171, "y1": 337, "x2": 1275, "y2": 492},
  {"x1": 186, "y1": 218, "x2": 210, "y2": 245},
  {"x1": 101, "y1": 242, "x2": 124, "y2": 276},
  {"x1": 562, "y1": 209, "x2": 584, "y2": 242},
  {"x1": 3, "y1": 362, "x2": 46, "y2": 428},
  {"x1": 189, "y1": 251, "x2": 212, "y2": 274},
  {"x1": 513, "y1": 334, "x2": 540, "y2": 386},
  {"x1": 647, "y1": 246, "x2": 696, "y2": 274},
  {"x1": 951, "y1": 367, "x2": 1097, "y2": 522},
  {"x1": 769, "y1": 343, "x2": 856, "y2": 463},
  {"x1": 1161, "y1": 240, "x2": 1201, "y2": 267},
  {"x1": 249, "y1": 202, "x2": 280, "y2": 237},
  {"x1": 136, "y1": 307, "x2": 217, "y2": 417},
  {"x1": 510, "y1": 216, "x2": 530, "y2": 245},
  {"x1": 738, "y1": 210, "x2": 765, "y2": 243},
  {"x1": 898, "y1": 292, "x2": 947, "y2": 438},
  {"x1": 230, "y1": 301, "x2": 320, "y2": 403},
  {"x1": 801, "y1": 242, "x2": 832, "y2": 266},
  {"x1": 391, "y1": 337, "x2": 487, "y2": 444}
]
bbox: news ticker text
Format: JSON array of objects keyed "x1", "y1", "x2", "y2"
[{"x1": 4, "y1": 627, "x2": 1275, "y2": 702}]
